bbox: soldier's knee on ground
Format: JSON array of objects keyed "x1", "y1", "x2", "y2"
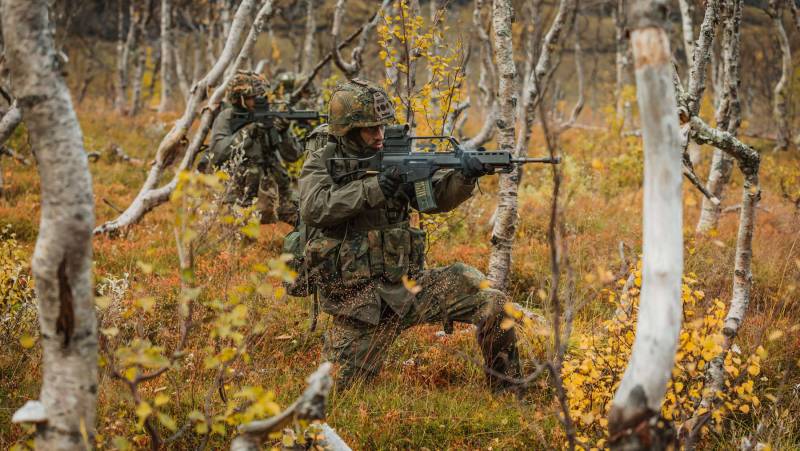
[{"x1": 323, "y1": 324, "x2": 386, "y2": 389}]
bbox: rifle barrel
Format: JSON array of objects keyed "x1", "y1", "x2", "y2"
[{"x1": 511, "y1": 156, "x2": 562, "y2": 164}]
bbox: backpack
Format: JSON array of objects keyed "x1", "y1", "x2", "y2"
[{"x1": 282, "y1": 127, "x2": 335, "y2": 330}]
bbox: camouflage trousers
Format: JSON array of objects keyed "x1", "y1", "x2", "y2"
[
  {"x1": 226, "y1": 164, "x2": 298, "y2": 225},
  {"x1": 323, "y1": 263, "x2": 520, "y2": 391}
]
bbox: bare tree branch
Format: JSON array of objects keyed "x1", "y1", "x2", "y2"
[{"x1": 95, "y1": 0, "x2": 263, "y2": 235}]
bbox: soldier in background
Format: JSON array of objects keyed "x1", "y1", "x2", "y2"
[
  {"x1": 298, "y1": 79, "x2": 521, "y2": 391},
  {"x1": 204, "y1": 70, "x2": 302, "y2": 224}
]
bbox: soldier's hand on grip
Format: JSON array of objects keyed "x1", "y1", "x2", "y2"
[
  {"x1": 378, "y1": 166, "x2": 403, "y2": 199},
  {"x1": 461, "y1": 153, "x2": 494, "y2": 179},
  {"x1": 273, "y1": 116, "x2": 290, "y2": 132}
]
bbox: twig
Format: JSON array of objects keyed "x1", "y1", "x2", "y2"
[{"x1": 102, "y1": 198, "x2": 124, "y2": 214}]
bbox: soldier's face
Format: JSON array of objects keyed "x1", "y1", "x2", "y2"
[
  {"x1": 359, "y1": 125, "x2": 385, "y2": 150},
  {"x1": 243, "y1": 96, "x2": 256, "y2": 111}
]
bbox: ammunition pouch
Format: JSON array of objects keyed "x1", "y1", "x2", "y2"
[{"x1": 305, "y1": 223, "x2": 426, "y2": 288}]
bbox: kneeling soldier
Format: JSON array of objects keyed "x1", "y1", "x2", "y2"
[{"x1": 299, "y1": 79, "x2": 520, "y2": 391}]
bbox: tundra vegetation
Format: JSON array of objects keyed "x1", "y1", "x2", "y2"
[{"x1": 0, "y1": 0, "x2": 799, "y2": 450}]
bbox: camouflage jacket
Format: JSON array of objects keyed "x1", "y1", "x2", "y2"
[
  {"x1": 207, "y1": 103, "x2": 302, "y2": 170},
  {"x1": 298, "y1": 130, "x2": 476, "y2": 324}
]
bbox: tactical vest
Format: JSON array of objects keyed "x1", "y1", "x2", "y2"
[{"x1": 284, "y1": 139, "x2": 427, "y2": 298}]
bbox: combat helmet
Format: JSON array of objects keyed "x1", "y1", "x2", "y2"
[
  {"x1": 276, "y1": 71, "x2": 297, "y2": 91},
  {"x1": 327, "y1": 78, "x2": 394, "y2": 136},
  {"x1": 227, "y1": 70, "x2": 268, "y2": 103}
]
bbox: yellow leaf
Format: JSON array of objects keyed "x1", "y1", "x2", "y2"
[
  {"x1": 136, "y1": 261, "x2": 154, "y2": 274},
  {"x1": 154, "y1": 393, "x2": 169, "y2": 407},
  {"x1": 401, "y1": 276, "x2": 422, "y2": 295},
  {"x1": 767, "y1": 330, "x2": 784, "y2": 341},
  {"x1": 479, "y1": 279, "x2": 491, "y2": 290},
  {"x1": 500, "y1": 318, "x2": 516, "y2": 330},
  {"x1": 95, "y1": 296, "x2": 111, "y2": 310},
  {"x1": 136, "y1": 401, "x2": 153, "y2": 424},
  {"x1": 19, "y1": 334, "x2": 36, "y2": 349},
  {"x1": 739, "y1": 404, "x2": 750, "y2": 413},
  {"x1": 100, "y1": 327, "x2": 119, "y2": 337}
]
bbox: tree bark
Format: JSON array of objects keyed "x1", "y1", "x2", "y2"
[
  {"x1": 0, "y1": 99, "x2": 21, "y2": 145},
  {"x1": 614, "y1": 0, "x2": 632, "y2": 118},
  {"x1": 1, "y1": 1, "x2": 98, "y2": 449},
  {"x1": 686, "y1": 0, "x2": 720, "y2": 117},
  {"x1": 299, "y1": 0, "x2": 316, "y2": 76},
  {"x1": 158, "y1": 0, "x2": 175, "y2": 113},
  {"x1": 697, "y1": 0, "x2": 742, "y2": 234},
  {"x1": 487, "y1": 0, "x2": 575, "y2": 291},
  {"x1": 768, "y1": 0, "x2": 792, "y2": 151},
  {"x1": 95, "y1": 0, "x2": 262, "y2": 235},
  {"x1": 128, "y1": 0, "x2": 152, "y2": 116},
  {"x1": 115, "y1": 1, "x2": 137, "y2": 113},
  {"x1": 607, "y1": 5, "x2": 683, "y2": 450},
  {"x1": 678, "y1": 0, "x2": 694, "y2": 68},
  {"x1": 486, "y1": 0, "x2": 518, "y2": 291}
]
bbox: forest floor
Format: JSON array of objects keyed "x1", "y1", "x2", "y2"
[{"x1": 1, "y1": 98, "x2": 799, "y2": 450}]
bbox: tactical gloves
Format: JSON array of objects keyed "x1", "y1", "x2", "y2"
[
  {"x1": 273, "y1": 116, "x2": 290, "y2": 133},
  {"x1": 378, "y1": 166, "x2": 403, "y2": 199},
  {"x1": 461, "y1": 153, "x2": 494, "y2": 179}
]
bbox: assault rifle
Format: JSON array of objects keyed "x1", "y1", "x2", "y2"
[
  {"x1": 327, "y1": 124, "x2": 561, "y2": 212},
  {"x1": 230, "y1": 97, "x2": 325, "y2": 133}
]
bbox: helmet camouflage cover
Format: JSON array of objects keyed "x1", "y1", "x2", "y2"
[
  {"x1": 227, "y1": 70, "x2": 268, "y2": 103},
  {"x1": 327, "y1": 78, "x2": 395, "y2": 136},
  {"x1": 276, "y1": 71, "x2": 297, "y2": 91}
]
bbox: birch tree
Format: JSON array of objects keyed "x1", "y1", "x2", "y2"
[
  {"x1": 2, "y1": 0, "x2": 98, "y2": 448},
  {"x1": 697, "y1": 0, "x2": 742, "y2": 234},
  {"x1": 613, "y1": 0, "x2": 632, "y2": 119},
  {"x1": 487, "y1": 0, "x2": 576, "y2": 291},
  {"x1": 678, "y1": 0, "x2": 694, "y2": 68},
  {"x1": 607, "y1": 2, "x2": 683, "y2": 448},
  {"x1": 158, "y1": 0, "x2": 175, "y2": 113},
  {"x1": 299, "y1": 0, "x2": 316, "y2": 76},
  {"x1": 767, "y1": 0, "x2": 792, "y2": 151},
  {"x1": 115, "y1": 0, "x2": 137, "y2": 112}
]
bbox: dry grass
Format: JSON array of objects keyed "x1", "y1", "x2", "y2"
[{"x1": 0, "y1": 98, "x2": 798, "y2": 450}]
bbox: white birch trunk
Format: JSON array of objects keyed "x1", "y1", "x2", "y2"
[
  {"x1": 608, "y1": 14, "x2": 683, "y2": 449},
  {"x1": 614, "y1": 0, "x2": 632, "y2": 118},
  {"x1": 486, "y1": 0, "x2": 518, "y2": 291},
  {"x1": 115, "y1": 2, "x2": 137, "y2": 112},
  {"x1": 2, "y1": 1, "x2": 98, "y2": 449},
  {"x1": 158, "y1": 0, "x2": 175, "y2": 113},
  {"x1": 678, "y1": 0, "x2": 695, "y2": 68},
  {"x1": 686, "y1": 0, "x2": 720, "y2": 117},
  {"x1": 696, "y1": 0, "x2": 742, "y2": 234},
  {"x1": 174, "y1": 43, "x2": 191, "y2": 100},
  {"x1": 487, "y1": 0, "x2": 575, "y2": 290},
  {"x1": 299, "y1": 0, "x2": 316, "y2": 76},
  {"x1": 769, "y1": 0, "x2": 792, "y2": 151},
  {"x1": 0, "y1": 100, "x2": 21, "y2": 145}
]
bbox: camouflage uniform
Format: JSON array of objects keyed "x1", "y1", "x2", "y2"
[
  {"x1": 298, "y1": 79, "x2": 520, "y2": 390},
  {"x1": 206, "y1": 71, "x2": 302, "y2": 224}
]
